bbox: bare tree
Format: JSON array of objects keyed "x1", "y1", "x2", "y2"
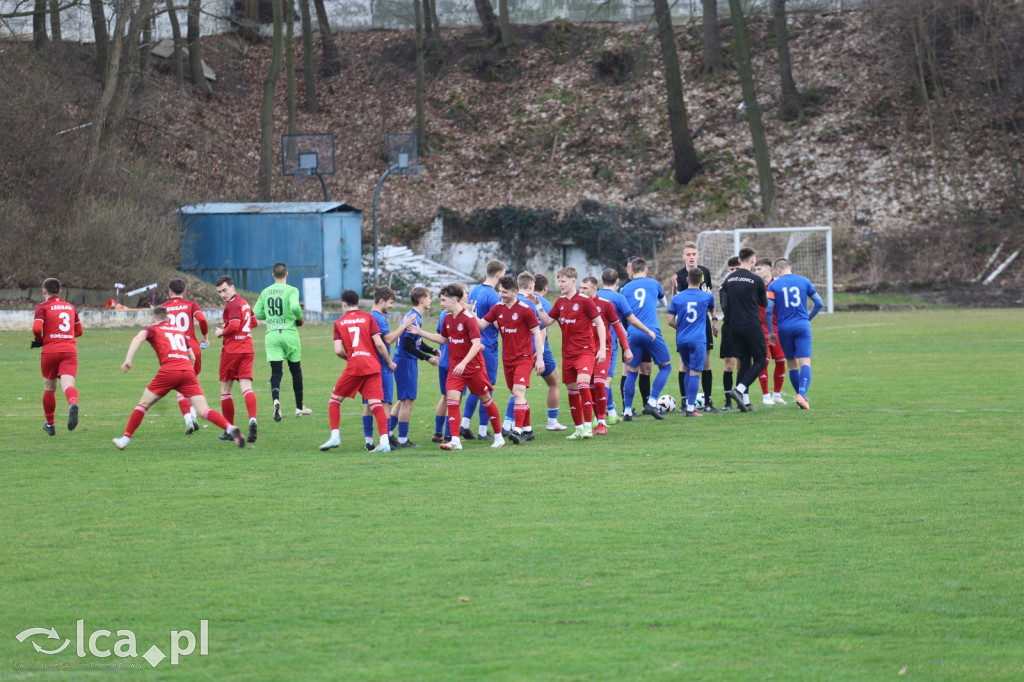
[
  {"x1": 473, "y1": 0, "x2": 498, "y2": 41},
  {"x1": 48, "y1": 0, "x2": 62, "y2": 41},
  {"x1": 652, "y1": 0, "x2": 700, "y2": 184},
  {"x1": 165, "y1": 0, "x2": 185, "y2": 85},
  {"x1": 32, "y1": 0, "x2": 48, "y2": 49},
  {"x1": 701, "y1": 0, "x2": 722, "y2": 75},
  {"x1": 727, "y1": 0, "x2": 776, "y2": 223},
  {"x1": 312, "y1": 0, "x2": 340, "y2": 76},
  {"x1": 286, "y1": 0, "x2": 297, "y2": 134},
  {"x1": 423, "y1": 0, "x2": 440, "y2": 39},
  {"x1": 89, "y1": 0, "x2": 108, "y2": 72},
  {"x1": 87, "y1": 0, "x2": 132, "y2": 169},
  {"x1": 773, "y1": 0, "x2": 803, "y2": 123},
  {"x1": 188, "y1": 0, "x2": 211, "y2": 94},
  {"x1": 497, "y1": 0, "x2": 513, "y2": 49},
  {"x1": 258, "y1": 0, "x2": 284, "y2": 200},
  {"x1": 298, "y1": 0, "x2": 319, "y2": 112},
  {"x1": 414, "y1": 0, "x2": 426, "y2": 156}
]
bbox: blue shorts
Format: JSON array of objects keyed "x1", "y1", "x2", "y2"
[
  {"x1": 778, "y1": 324, "x2": 813, "y2": 359},
  {"x1": 626, "y1": 330, "x2": 671, "y2": 368},
  {"x1": 363, "y1": 367, "x2": 393, "y2": 405},
  {"x1": 541, "y1": 345, "x2": 557, "y2": 378},
  {"x1": 438, "y1": 365, "x2": 449, "y2": 395},
  {"x1": 394, "y1": 355, "x2": 419, "y2": 401},
  {"x1": 677, "y1": 342, "x2": 707, "y2": 374},
  {"x1": 483, "y1": 348, "x2": 499, "y2": 383}
]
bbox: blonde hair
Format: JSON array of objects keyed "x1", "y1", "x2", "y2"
[{"x1": 556, "y1": 266, "x2": 578, "y2": 280}]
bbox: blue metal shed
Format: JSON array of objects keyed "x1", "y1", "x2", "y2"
[{"x1": 177, "y1": 202, "x2": 362, "y2": 300}]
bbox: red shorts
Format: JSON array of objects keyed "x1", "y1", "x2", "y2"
[
  {"x1": 593, "y1": 354, "x2": 612, "y2": 382},
  {"x1": 561, "y1": 352, "x2": 596, "y2": 385},
  {"x1": 189, "y1": 338, "x2": 203, "y2": 376},
  {"x1": 40, "y1": 351, "x2": 78, "y2": 380},
  {"x1": 147, "y1": 368, "x2": 203, "y2": 398},
  {"x1": 765, "y1": 334, "x2": 785, "y2": 361},
  {"x1": 219, "y1": 352, "x2": 254, "y2": 381},
  {"x1": 503, "y1": 357, "x2": 534, "y2": 390},
  {"x1": 446, "y1": 368, "x2": 493, "y2": 397},
  {"x1": 334, "y1": 371, "x2": 383, "y2": 401}
]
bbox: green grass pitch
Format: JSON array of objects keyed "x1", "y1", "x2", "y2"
[{"x1": 1, "y1": 308, "x2": 1022, "y2": 679}]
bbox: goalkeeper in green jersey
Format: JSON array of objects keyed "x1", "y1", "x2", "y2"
[{"x1": 253, "y1": 262, "x2": 311, "y2": 421}]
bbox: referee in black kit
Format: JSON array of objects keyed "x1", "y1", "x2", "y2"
[{"x1": 719, "y1": 247, "x2": 767, "y2": 412}]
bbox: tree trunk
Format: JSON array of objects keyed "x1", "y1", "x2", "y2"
[
  {"x1": 497, "y1": 0, "x2": 512, "y2": 49},
  {"x1": 700, "y1": 0, "x2": 721, "y2": 75},
  {"x1": 773, "y1": 0, "x2": 803, "y2": 123},
  {"x1": 139, "y1": 19, "x2": 153, "y2": 95},
  {"x1": 423, "y1": 0, "x2": 440, "y2": 39},
  {"x1": 728, "y1": 0, "x2": 777, "y2": 224},
  {"x1": 90, "y1": 0, "x2": 109, "y2": 74},
  {"x1": 32, "y1": 0, "x2": 48, "y2": 49},
  {"x1": 313, "y1": 0, "x2": 340, "y2": 76},
  {"x1": 298, "y1": 0, "x2": 318, "y2": 112},
  {"x1": 473, "y1": 0, "x2": 498, "y2": 41},
  {"x1": 239, "y1": 0, "x2": 260, "y2": 43},
  {"x1": 165, "y1": 0, "x2": 185, "y2": 85},
  {"x1": 286, "y1": 1, "x2": 297, "y2": 134},
  {"x1": 652, "y1": 0, "x2": 700, "y2": 184},
  {"x1": 110, "y1": 0, "x2": 154, "y2": 130},
  {"x1": 49, "y1": 0, "x2": 62, "y2": 42},
  {"x1": 188, "y1": 0, "x2": 211, "y2": 94},
  {"x1": 258, "y1": 0, "x2": 284, "y2": 201},
  {"x1": 87, "y1": 3, "x2": 132, "y2": 172},
  {"x1": 414, "y1": 0, "x2": 426, "y2": 157}
]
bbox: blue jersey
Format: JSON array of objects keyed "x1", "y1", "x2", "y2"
[
  {"x1": 370, "y1": 310, "x2": 392, "y2": 367},
  {"x1": 668, "y1": 289, "x2": 716, "y2": 346},
  {"x1": 767, "y1": 274, "x2": 820, "y2": 329},
  {"x1": 394, "y1": 309, "x2": 424, "y2": 360},
  {"x1": 468, "y1": 282, "x2": 501, "y2": 352},
  {"x1": 620, "y1": 277, "x2": 664, "y2": 333},
  {"x1": 597, "y1": 289, "x2": 632, "y2": 328},
  {"x1": 437, "y1": 312, "x2": 449, "y2": 368},
  {"x1": 518, "y1": 293, "x2": 552, "y2": 354}
]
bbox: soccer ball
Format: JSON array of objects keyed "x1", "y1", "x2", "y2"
[
  {"x1": 656, "y1": 395, "x2": 677, "y2": 414},
  {"x1": 695, "y1": 393, "x2": 706, "y2": 410}
]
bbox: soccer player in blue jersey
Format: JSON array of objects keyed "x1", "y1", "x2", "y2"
[
  {"x1": 766, "y1": 258, "x2": 824, "y2": 410},
  {"x1": 619, "y1": 258, "x2": 673, "y2": 421},
  {"x1": 598, "y1": 267, "x2": 656, "y2": 424},
  {"x1": 364, "y1": 286, "x2": 412, "y2": 450},
  {"x1": 668, "y1": 268, "x2": 717, "y2": 416},
  {"x1": 392, "y1": 287, "x2": 439, "y2": 447},
  {"x1": 460, "y1": 259, "x2": 506, "y2": 441}
]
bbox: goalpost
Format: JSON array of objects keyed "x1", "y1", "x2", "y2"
[{"x1": 696, "y1": 226, "x2": 834, "y2": 313}]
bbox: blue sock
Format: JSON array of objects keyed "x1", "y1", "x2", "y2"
[
  {"x1": 650, "y1": 364, "x2": 671, "y2": 403},
  {"x1": 398, "y1": 421, "x2": 410, "y2": 440},
  {"x1": 434, "y1": 415, "x2": 445, "y2": 434},
  {"x1": 388, "y1": 415, "x2": 398, "y2": 433},
  {"x1": 606, "y1": 384, "x2": 616, "y2": 412},
  {"x1": 547, "y1": 407, "x2": 559, "y2": 420},
  {"x1": 463, "y1": 394, "x2": 479, "y2": 424},
  {"x1": 444, "y1": 418, "x2": 451, "y2": 437},
  {"x1": 799, "y1": 366, "x2": 811, "y2": 396},
  {"x1": 362, "y1": 415, "x2": 373, "y2": 439},
  {"x1": 505, "y1": 396, "x2": 515, "y2": 422},
  {"x1": 789, "y1": 369, "x2": 800, "y2": 394},
  {"x1": 624, "y1": 370, "x2": 639, "y2": 411},
  {"x1": 686, "y1": 374, "x2": 699, "y2": 408}
]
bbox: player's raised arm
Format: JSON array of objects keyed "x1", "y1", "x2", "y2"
[
  {"x1": 409, "y1": 323, "x2": 447, "y2": 346},
  {"x1": 121, "y1": 329, "x2": 149, "y2": 373}
]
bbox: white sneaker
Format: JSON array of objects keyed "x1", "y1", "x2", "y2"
[
  {"x1": 112, "y1": 436, "x2": 130, "y2": 450},
  {"x1": 546, "y1": 422, "x2": 568, "y2": 431},
  {"x1": 372, "y1": 441, "x2": 391, "y2": 452},
  {"x1": 273, "y1": 399, "x2": 282, "y2": 422},
  {"x1": 763, "y1": 395, "x2": 775, "y2": 405},
  {"x1": 296, "y1": 406, "x2": 313, "y2": 416},
  {"x1": 319, "y1": 436, "x2": 341, "y2": 451},
  {"x1": 772, "y1": 394, "x2": 787, "y2": 404},
  {"x1": 184, "y1": 415, "x2": 196, "y2": 435},
  {"x1": 491, "y1": 434, "x2": 505, "y2": 448}
]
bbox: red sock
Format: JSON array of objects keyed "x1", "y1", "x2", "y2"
[
  {"x1": 773, "y1": 360, "x2": 786, "y2": 393},
  {"x1": 524, "y1": 406, "x2": 531, "y2": 428},
  {"x1": 177, "y1": 394, "x2": 191, "y2": 417},
  {"x1": 593, "y1": 380, "x2": 607, "y2": 419},
  {"x1": 221, "y1": 394, "x2": 234, "y2": 425},
  {"x1": 447, "y1": 399, "x2": 461, "y2": 436},
  {"x1": 758, "y1": 358, "x2": 770, "y2": 395},
  {"x1": 328, "y1": 398, "x2": 341, "y2": 430},
  {"x1": 568, "y1": 389, "x2": 582, "y2": 427},
  {"x1": 370, "y1": 402, "x2": 389, "y2": 436},
  {"x1": 481, "y1": 396, "x2": 501, "y2": 434},
  {"x1": 43, "y1": 390, "x2": 56, "y2": 424},
  {"x1": 64, "y1": 386, "x2": 79, "y2": 405},
  {"x1": 579, "y1": 383, "x2": 593, "y2": 423},
  {"x1": 124, "y1": 406, "x2": 146, "y2": 437},
  {"x1": 201, "y1": 408, "x2": 229, "y2": 431},
  {"x1": 513, "y1": 402, "x2": 528, "y2": 429},
  {"x1": 243, "y1": 389, "x2": 258, "y2": 420}
]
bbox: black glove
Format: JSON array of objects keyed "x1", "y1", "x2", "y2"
[
  {"x1": 295, "y1": 319, "x2": 304, "y2": 327},
  {"x1": 30, "y1": 339, "x2": 43, "y2": 349}
]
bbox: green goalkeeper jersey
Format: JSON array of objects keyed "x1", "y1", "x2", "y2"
[{"x1": 253, "y1": 282, "x2": 303, "y2": 332}]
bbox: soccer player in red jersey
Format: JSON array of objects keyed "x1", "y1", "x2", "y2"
[
  {"x1": 529, "y1": 266, "x2": 606, "y2": 440},
  {"x1": 214, "y1": 276, "x2": 259, "y2": 444},
  {"x1": 580, "y1": 276, "x2": 634, "y2": 435},
  {"x1": 754, "y1": 257, "x2": 788, "y2": 405},
  {"x1": 113, "y1": 307, "x2": 244, "y2": 450},
  {"x1": 319, "y1": 290, "x2": 396, "y2": 452},
  {"x1": 33, "y1": 278, "x2": 83, "y2": 436},
  {"x1": 160, "y1": 278, "x2": 210, "y2": 434},
  {"x1": 479, "y1": 275, "x2": 544, "y2": 445},
  {"x1": 410, "y1": 283, "x2": 506, "y2": 451}
]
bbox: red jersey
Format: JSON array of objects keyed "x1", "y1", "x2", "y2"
[
  {"x1": 549, "y1": 293, "x2": 601, "y2": 358},
  {"x1": 484, "y1": 300, "x2": 539, "y2": 361},
  {"x1": 442, "y1": 309, "x2": 483, "y2": 372},
  {"x1": 33, "y1": 296, "x2": 81, "y2": 354},
  {"x1": 333, "y1": 309, "x2": 383, "y2": 376},
  {"x1": 759, "y1": 278, "x2": 779, "y2": 336},
  {"x1": 591, "y1": 295, "x2": 623, "y2": 355},
  {"x1": 221, "y1": 295, "x2": 255, "y2": 354},
  {"x1": 161, "y1": 297, "x2": 208, "y2": 341},
  {"x1": 145, "y1": 323, "x2": 196, "y2": 372}
]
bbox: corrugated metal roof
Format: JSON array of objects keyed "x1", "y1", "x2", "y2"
[{"x1": 177, "y1": 202, "x2": 359, "y2": 214}]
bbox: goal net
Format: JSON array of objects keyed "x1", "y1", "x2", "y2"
[{"x1": 696, "y1": 226, "x2": 833, "y2": 313}]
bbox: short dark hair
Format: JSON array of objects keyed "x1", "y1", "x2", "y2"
[
  {"x1": 727, "y1": 256, "x2": 741, "y2": 268},
  {"x1": 485, "y1": 259, "x2": 507, "y2": 277},
  {"x1": 755, "y1": 257, "x2": 772, "y2": 268},
  {"x1": 534, "y1": 274, "x2": 549, "y2": 292},
  {"x1": 273, "y1": 262, "x2": 288, "y2": 278},
  {"x1": 496, "y1": 275, "x2": 518, "y2": 292},
  {"x1": 168, "y1": 277, "x2": 186, "y2": 295},
  {"x1": 601, "y1": 268, "x2": 618, "y2": 286},
  {"x1": 42, "y1": 278, "x2": 61, "y2": 295},
  {"x1": 153, "y1": 306, "x2": 168, "y2": 318},
  {"x1": 215, "y1": 275, "x2": 233, "y2": 288},
  {"x1": 738, "y1": 247, "x2": 756, "y2": 262},
  {"x1": 440, "y1": 283, "x2": 465, "y2": 300},
  {"x1": 581, "y1": 275, "x2": 599, "y2": 287},
  {"x1": 341, "y1": 289, "x2": 360, "y2": 306},
  {"x1": 410, "y1": 286, "x2": 431, "y2": 305},
  {"x1": 774, "y1": 258, "x2": 791, "y2": 271},
  {"x1": 688, "y1": 268, "x2": 704, "y2": 286},
  {"x1": 631, "y1": 258, "x2": 648, "y2": 273},
  {"x1": 373, "y1": 286, "x2": 396, "y2": 304}
]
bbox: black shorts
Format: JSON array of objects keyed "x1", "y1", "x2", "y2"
[
  {"x1": 719, "y1": 325, "x2": 735, "y2": 359},
  {"x1": 705, "y1": 317, "x2": 714, "y2": 350},
  {"x1": 728, "y1": 325, "x2": 767, "y2": 362},
  {"x1": 641, "y1": 350, "x2": 652, "y2": 364}
]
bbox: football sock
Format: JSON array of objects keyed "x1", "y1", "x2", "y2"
[
  {"x1": 579, "y1": 383, "x2": 594, "y2": 423},
  {"x1": 176, "y1": 394, "x2": 191, "y2": 417},
  {"x1": 505, "y1": 396, "x2": 516, "y2": 423},
  {"x1": 398, "y1": 421, "x2": 410, "y2": 443},
  {"x1": 773, "y1": 360, "x2": 786, "y2": 394},
  {"x1": 462, "y1": 394, "x2": 480, "y2": 426},
  {"x1": 638, "y1": 373, "x2": 651, "y2": 405},
  {"x1": 124, "y1": 405, "x2": 146, "y2": 437},
  {"x1": 547, "y1": 408, "x2": 559, "y2": 421},
  {"x1": 651, "y1": 364, "x2": 671, "y2": 402},
  {"x1": 678, "y1": 372, "x2": 688, "y2": 402},
  {"x1": 42, "y1": 389, "x2": 56, "y2": 424},
  {"x1": 269, "y1": 361, "x2": 283, "y2": 402},
  {"x1": 567, "y1": 389, "x2": 582, "y2": 427},
  {"x1": 221, "y1": 394, "x2": 235, "y2": 425},
  {"x1": 64, "y1": 386, "x2": 79, "y2": 405},
  {"x1": 701, "y1": 369, "x2": 713, "y2": 403},
  {"x1": 619, "y1": 375, "x2": 627, "y2": 414},
  {"x1": 623, "y1": 370, "x2": 639, "y2": 413},
  {"x1": 480, "y1": 396, "x2": 502, "y2": 435},
  {"x1": 447, "y1": 400, "x2": 462, "y2": 437},
  {"x1": 605, "y1": 384, "x2": 616, "y2": 413},
  {"x1": 370, "y1": 402, "x2": 389, "y2": 436},
  {"x1": 362, "y1": 415, "x2": 374, "y2": 439},
  {"x1": 525, "y1": 406, "x2": 532, "y2": 429},
  {"x1": 328, "y1": 398, "x2": 342, "y2": 430},
  {"x1": 723, "y1": 371, "x2": 734, "y2": 406},
  {"x1": 686, "y1": 374, "x2": 700, "y2": 409},
  {"x1": 242, "y1": 389, "x2": 257, "y2": 420},
  {"x1": 287, "y1": 360, "x2": 304, "y2": 409},
  {"x1": 434, "y1": 414, "x2": 445, "y2": 434},
  {"x1": 388, "y1": 414, "x2": 398, "y2": 434},
  {"x1": 201, "y1": 408, "x2": 229, "y2": 431},
  {"x1": 514, "y1": 402, "x2": 528, "y2": 429},
  {"x1": 758, "y1": 365, "x2": 770, "y2": 395},
  {"x1": 789, "y1": 368, "x2": 800, "y2": 394},
  {"x1": 478, "y1": 400, "x2": 489, "y2": 429},
  {"x1": 799, "y1": 365, "x2": 812, "y2": 396},
  {"x1": 593, "y1": 379, "x2": 608, "y2": 419}
]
